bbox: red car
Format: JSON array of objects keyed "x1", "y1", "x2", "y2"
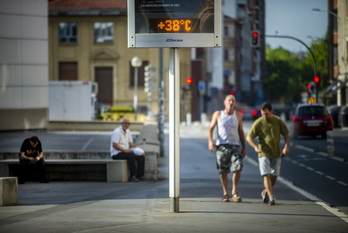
[{"x1": 292, "y1": 104, "x2": 333, "y2": 139}]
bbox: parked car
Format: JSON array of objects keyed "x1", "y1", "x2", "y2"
[{"x1": 292, "y1": 104, "x2": 333, "y2": 139}]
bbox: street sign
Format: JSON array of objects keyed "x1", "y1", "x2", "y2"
[
  {"x1": 128, "y1": 0, "x2": 221, "y2": 48},
  {"x1": 198, "y1": 81, "x2": 206, "y2": 93}
]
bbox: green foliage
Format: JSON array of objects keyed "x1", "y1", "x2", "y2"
[
  {"x1": 300, "y1": 37, "x2": 328, "y2": 90},
  {"x1": 264, "y1": 46, "x2": 304, "y2": 103},
  {"x1": 264, "y1": 37, "x2": 328, "y2": 104}
]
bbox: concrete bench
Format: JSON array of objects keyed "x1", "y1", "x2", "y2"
[
  {"x1": 0, "y1": 159, "x2": 128, "y2": 183},
  {"x1": 0, "y1": 177, "x2": 18, "y2": 206},
  {"x1": 0, "y1": 120, "x2": 160, "y2": 182}
]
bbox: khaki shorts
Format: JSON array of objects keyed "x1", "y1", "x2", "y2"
[
  {"x1": 258, "y1": 156, "x2": 281, "y2": 176},
  {"x1": 216, "y1": 144, "x2": 243, "y2": 174}
]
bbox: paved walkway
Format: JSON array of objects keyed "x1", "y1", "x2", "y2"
[{"x1": 0, "y1": 123, "x2": 347, "y2": 232}]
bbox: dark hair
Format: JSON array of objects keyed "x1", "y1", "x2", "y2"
[
  {"x1": 30, "y1": 136, "x2": 39, "y2": 143},
  {"x1": 261, "y1": 102, "x2": 272, "y2": 111}
]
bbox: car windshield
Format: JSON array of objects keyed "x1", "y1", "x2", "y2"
[{"x1": 298, "y1": 106, "x2": 328, "y2": 117}]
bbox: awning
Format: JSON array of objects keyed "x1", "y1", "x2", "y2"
[{"x1": 320, "y1": 80, "x2": 347, "y2": 97}]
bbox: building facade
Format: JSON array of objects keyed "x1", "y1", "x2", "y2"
[
  {"x1": 49, "y1": 0, "x2": 191, "y2": 121},
  {"x1": 337, "y1": 0, "x2": 348, "y2": 106},
  {"x1": 0, "y1": 0, "x2": 49, "y2": 131},
  {"x1": 192, "y1": 0, "x2": 265, "y2": 120}
]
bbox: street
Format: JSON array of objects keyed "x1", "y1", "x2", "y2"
[
  {"x1": 0, "y1": 120, "x2": 347, "y2": 214},
  {"x1": 0, "y1": 121, "x2": 347, "y2": 232}
]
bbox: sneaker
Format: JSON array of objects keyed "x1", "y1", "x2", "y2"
[
  {"x1": 128, "y1": 176, "x2": 138, "y2": 182},
  {"x1": 268, "y1": 197, "x2": 276, "y2": 205},
  {"x1": 136, "y1": 177, "x2": 145, "y2": 181},
  {"x1": 261, "y1": 189, "x2": 269, "y2": 203}
]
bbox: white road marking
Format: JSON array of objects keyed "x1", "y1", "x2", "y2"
[
  {"x1": 317, "y1": 151, "x2": 327, "y2": 156},
  {"x1": 316, "y1": 202, "x2": 348, "y2": 224},
  {"x1": 325, "y1": 175, "x2": 336, "y2": 181},
  {"x1": 337, "y1": 181, "x2": 348, "y2": 186},
  {"x1": 245, "y1": 156, "x2": 348, "y2": 223},
  {"x1": 81, "y1": 138, "x2": 94, "y2": 151},
  {"x1": 295, "y1": 144, "x2": 313, "y2": 152},
  {"x1": 288, "y1": 157, "x2": 347, "y2": 188},
  {"x1": 315, "y1": 171, "x2": 324, "y2": 175}
]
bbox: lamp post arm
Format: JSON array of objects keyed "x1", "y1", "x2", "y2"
[
  {"x1": 266, "y1": 35, "x2": 317, "y2": 77},
  {"x1": 266, "y1": 34, "x2": 318, "y2": 102}
]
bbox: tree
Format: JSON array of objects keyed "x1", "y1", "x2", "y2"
[
  {"x1": 299, "y1": 37, "x2": 328, "y2": 91},
  {"x1": 264, "y1": 45, "x2": 304, "y2": 103},
  {"x1": 264, "y1": 37, "x2": 328, "y2": 104}
]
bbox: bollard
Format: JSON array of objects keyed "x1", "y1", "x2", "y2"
[
  {"x1": 326, "y1": 130, "x2": 334, "y2": 157},
  {"x1": 201, "y1": 113, "x2": 207, "y2": 125},
  {"x1": 186, "y1": 112, "x2": 192, "y2": 126}
]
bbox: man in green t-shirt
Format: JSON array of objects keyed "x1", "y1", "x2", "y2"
[{"x1": 246, "y1": 102, "x2": 290, "y2": 205}]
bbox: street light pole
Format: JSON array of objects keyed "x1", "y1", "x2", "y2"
[
  {"x1": 266, "y1": 34, "x2": 318, "y2": 103},
  {"x1": 312, "y1": 8, "x2": 339, "y2": 19},
  {"x1": 131, "y1": 56, "x2": 142, "y2": 121}
]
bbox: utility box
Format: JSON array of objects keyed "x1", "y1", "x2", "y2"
[{"x1": 49, "y1": 81, "x2": 98, "y2": 121}]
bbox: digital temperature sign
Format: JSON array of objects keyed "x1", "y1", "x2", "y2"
[
  {"x1": 151, "y1": 19, "x2": 197, "y2": 33},
  {"x1": 128, "y1": 0, "x2": 221, "y2": 48}
]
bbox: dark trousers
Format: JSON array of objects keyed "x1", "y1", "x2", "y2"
[
  {"x1": 18, "y1": 156, "x2": 47, "y2": 182},
  {"x1": 112, "y1": 152, "x2": 145, "y2": 178}
]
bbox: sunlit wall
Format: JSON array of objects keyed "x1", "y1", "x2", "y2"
[{"x1": 0, "y1": 0, "x2": 48, "y2": 130}]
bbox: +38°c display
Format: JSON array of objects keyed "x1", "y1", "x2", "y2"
[
  {"x1": 129, "y1": 0, "x2": 221, "y2": 48},
  {"x1": 150, "y1": 18, "x2": 199, "y2": 33}
]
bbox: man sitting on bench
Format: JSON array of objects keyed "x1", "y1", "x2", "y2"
[
  {"x1": 19, "y1": 136, "x2": 49, "y2": 184},
  {"x1": 110, "y1": 118, "x2": 145, "y2": 182}
]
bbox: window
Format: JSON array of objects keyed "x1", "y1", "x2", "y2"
[
  {"x1": 59, "y1": 62, "x2": 77, "y2": 80},
  {"x1": 299, "y1": 106, "x2": 328, "y2": 117},
  {"x1": 59, "y1": 22, "x2": 77, "y2": 43},
  {"x1": 224, "y1": 26, "x2": 229, "y2": 37},
  {"x1": 94, "y1": 22, "x2": 114, "y2": 43}
]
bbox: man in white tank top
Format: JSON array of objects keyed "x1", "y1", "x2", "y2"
[{"x1": 208, "y1": 95, "x2": 246, "y2": 202}]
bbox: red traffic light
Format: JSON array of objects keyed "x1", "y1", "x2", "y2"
[
  {"x1": 251, "y1": 30, "x2": 260, "y2": 47},
  {"x1": 252, "y1": 109, "x2": 258, "y2": 116},
  {"x1": 307, "y1": 84, "x2": 311, "y2": 89},
  {"x1": 186, "y1": 78, "x2": 193, "y2": 84},
  {"x1": 314, "y1": 76, "x2": 319, "y2": 83}
]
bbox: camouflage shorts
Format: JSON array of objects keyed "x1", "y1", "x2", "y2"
[{"x1": 216, "y1": 144, "x2": 243, "y2": 174}]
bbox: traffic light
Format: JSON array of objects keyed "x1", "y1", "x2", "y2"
[
  {"x1": 251, "y1": 30, "x2": 260, "y2": 48},
  {"x1": 307, "y1": 82, "x2": 315, "y2": 93},
  {"x1": 185, "y1": 78, "x2": 192, "y2": 90},
  {"x1": 144, "y1": 65, "x2": 156, "y2": 93},
  {"x1": 313, "y1": 76, "x2": 319, "y2": 103},
  {"x1": 307, "y1": 81, "x2": 316, "y2": 102},
  {"x1": 314, "y1": 76, "x2": 319, "y2": 83}
]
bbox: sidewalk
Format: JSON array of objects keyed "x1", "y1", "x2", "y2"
[{"x1": 0, "y1": 123, "x2": 347, "y2": 233}]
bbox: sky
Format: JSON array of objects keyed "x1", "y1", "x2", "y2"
[{"x1": 265, "y1": 0, "x2": 328, "y2": 52}]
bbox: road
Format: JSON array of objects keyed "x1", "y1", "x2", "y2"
[
  {"x1": 242, "y1": 120, "x2": 348, "y2": 215},
  {"x1": 0, "y1": 122, "x2": 348, "y2": 232}
]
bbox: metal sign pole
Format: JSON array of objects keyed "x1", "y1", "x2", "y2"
[{"x1": 169, "y1": 48, "x2": 180, "y2": 213}]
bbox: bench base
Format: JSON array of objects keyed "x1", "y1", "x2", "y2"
[
  {"x1": 0, "y1": 177, "x2": 18, "y2": 206},
  {"x1": 0, "y1": 160, "x2": 128, "y2": 183}
]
